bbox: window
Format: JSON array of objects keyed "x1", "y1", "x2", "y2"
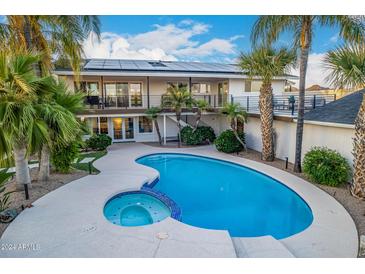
[
  {"x1": 99, "y1": 117, "x2": 108, "y2": 134},
  {"x1": 76, "y1": 81, "x2": 99, "y2": 96},
  {"x1": 245, "y1": 80, "x2": 252, "y2": 92},
  {"x1": 86, "y1": 117, "x2": 98, "y2": 134},
  {"x1": 251, "y1": 81, "x2": 263, "y2": 92},
  {"x1": 139, "y1": 116, "x2": 153, "y2": 133},
  {"x1": 192, "y1": 83, "x2": 211, "y2": 94},
  {"x1": 167, "y1": 82, "x2": 188, "y2": 90}
]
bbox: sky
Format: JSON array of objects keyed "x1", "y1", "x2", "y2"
[
  {"x1": 86, "y1": 16, "x2": 344, "y2": 88},
  {"x1": 0, "y1": 15, "x2": 344, "y2": 87}
]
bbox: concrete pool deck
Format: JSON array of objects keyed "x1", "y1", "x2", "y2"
[{"x1": 0, "y1": 143, "x2": 358, "y2": 257}]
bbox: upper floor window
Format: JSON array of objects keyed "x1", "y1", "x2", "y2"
[
  {"x1": 76, "y1": 81, "x2": 99, "y2": 96},
  {"x1": 192, "y1": 83, "x2": 211, "y2": 94},
  {"x1": 167, "y1": 82, "x2": 188, "y2": 91}
]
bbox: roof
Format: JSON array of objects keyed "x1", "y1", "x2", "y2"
[
  {"x1": 54, "y1": 58, "x2": 297, "y2": 79},
  {"x1": 304, "y1": 89, "x2": 365, "y2": 125}
]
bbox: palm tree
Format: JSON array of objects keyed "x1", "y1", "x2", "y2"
[
  {"x1": 324, "y1": 44, "x2": 365, "y2": 199},
  {"x1": 193, "y1": 99, "x2": 210, "y2": 130},
  {"x1": 221, "y1": 103, "x2": 248, "y2": 150},
  {"x1": 252, "y1": 15, "x2": 365, "y2": 172},
  {"x1": 163, "y1": 84, "x2": 192, "y2": 147},
  {"x1": 145, "y1": 107, "x2": 163, "y2": 146},
  {"x1": 239, "y1": 47, "x2": 296, "y2": 161},
  {"x1": 0, "y1": 52, "x2": 51, "y2": 189},
  {"x1": 0, "y1": 15, "x2": 100, "y2": 181},
  {"x1": 37, "y1": 80, "x2": 85, "y2": 181}
]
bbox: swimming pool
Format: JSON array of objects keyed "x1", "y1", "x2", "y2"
[{"x1": 137, "y1": 153, "x2": 313, "y2": 239}]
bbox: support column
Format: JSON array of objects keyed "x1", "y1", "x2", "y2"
[
  {"x1": 101, "y1": 76, "x2": 104, "y2": 109},
  {"x1": 189, "y1": 77, "x2": 192, "y2": 93},
  {"x1": 163, "y1": 114, "x2": 167, "y2": 145},
  {"x1": 147, "y1": 76, "x2": 150, "y2": 108}
]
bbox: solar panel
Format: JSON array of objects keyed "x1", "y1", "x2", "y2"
[{"x1": 82, "y1": 58, "x2": 242, "y2": 73}]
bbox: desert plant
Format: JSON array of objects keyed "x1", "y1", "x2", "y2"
[
  {"x1": 252, "y1": 15, "x2": 365, "y2": 172},
  {"x1": 163, "y1": 84, "x2": 193, "y2": 147},
  {"x1": 221, "y1": 103, "x2": 247, "y2": 150},
  {"x1": 86, "y1": 134, "x2": 112, "y2": 151},
  {"x1": 303, "y1": 147, "x2": 351, "y2": 187},
  {"x1": 180, "y1": 126, "x2": 216, "y2": 145},
  {"x1": 214, "y1": 130, "x2": 245, "y2": 153},
  {"x1": 51, "y1": 141, "x2": 80, "y2": 173},
  {"x1": 0, "y1": 170, "x2": 14, "y2": 212}
]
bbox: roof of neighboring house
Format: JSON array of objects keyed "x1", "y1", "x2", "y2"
[
  {"x1": 54, "y1": 58, "x2": 298, "y2": 79},
  {"x1": 304, "y1": 89, "x2": 365, "y2": 125},
  {"x1": 306, "y1": 84, "x2": 331, "y2": 91}
]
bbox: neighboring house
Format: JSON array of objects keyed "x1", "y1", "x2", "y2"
[{"x1": 54, "y1": 58, "x2": 296, "y2": 143}]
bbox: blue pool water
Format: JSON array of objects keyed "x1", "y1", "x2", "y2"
[
  {"x1": 104, "y1": 193, "x2": 171, "y2": 226},
  {"x1": 137, "y1": 153, "x2": 313, "y2": 239}
]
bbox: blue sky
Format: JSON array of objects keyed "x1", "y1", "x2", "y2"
[{"x1": 0, "y1": 15, "x2": 344, "y2": 86}]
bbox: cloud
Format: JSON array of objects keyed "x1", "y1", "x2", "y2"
[
  {"x1": 291, "y1": 53, "x2": 332, "y2": 88},
  {"x1": 82, "y1": 20, "x2": 240, "y2": 62},
  {"x1": 330, "y1": 34, "x2": 339, "y2": 43}
]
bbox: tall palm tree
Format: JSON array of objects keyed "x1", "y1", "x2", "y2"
[
  {"x1": 0, "y1": 15, "x2": 100, "y2": 181},
  {"x1": 239, "y1": 47, "x2": 296, "y2": 161},
  {"x1": 0, "y1": 51, "x2": 51, "y2": 189},
  {"x1": 324, "y1": 44, "x2": 365, "y2": 199},
  {"x1": 221, "y1": 103, "x2": 248, "y2": 150},
  {"x1": 252, "y1": 15, "x2": 365, "y2": 172},
  {"x1": 193, "y1": 99, "x2": 210, "y2": 130},
  {"x1": 145, "y1": 107, "x2": 163, "y2": 146},
  {"x1": 163, "y1": 84, "x2": 192, "y2": 147},
  {"x1": 37, "y1": 80, "x2": 85, "y2": 181}
]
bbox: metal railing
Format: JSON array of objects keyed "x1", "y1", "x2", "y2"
[
  {"x1": 232, "y1": 94, "x2": 336, "y2": 116},
  {"x1": 84, "y1": 94, "x2": 227, "y2": 109}
]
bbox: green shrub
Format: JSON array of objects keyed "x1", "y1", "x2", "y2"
[
  {"x1": 51, "y1": 141, "x2": 80, "y2": 173},
  {"x1": 86, "y1": 134, "x2": 112, "y2": 151},
  {"x1": 214, "y1": 130, "x2": 245, "y2": 153},
  {"x1": 0, "y1": 170, "x2": 14, "y2": 212},
  {"x1": 180, "y1": 126, "x2": 216, "y2": 145},
  {"x1": 303, "y1": 146, "x2": 351, "y2": 187}
]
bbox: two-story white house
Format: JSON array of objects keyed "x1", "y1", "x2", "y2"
[{"x1": 54, "y1": 58, "x2": 297, "y2": 143}]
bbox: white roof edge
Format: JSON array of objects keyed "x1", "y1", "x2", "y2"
[
  {"x1": 302, "y1": 120, "x2": 355, "y2": 129},
  {"x1": 53, "y1": 70, "x2": 295, "y2": 80}
]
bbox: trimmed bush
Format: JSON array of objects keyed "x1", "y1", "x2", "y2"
[
  {"x1": 86, "y1": 134, "x2": 112, "y2": 151},
  {"x1": 303, "y1": 146, "x2": 351, "y2": 187},
  {"x1": 180, "y1": 126, "x2": 216, "y2": 145},
  {"x1": 51, "y1": 141, "x2": 80, "y2": 173},
  {"x1": 214, "y1": 130, "x2": 245, "y2": 153}
]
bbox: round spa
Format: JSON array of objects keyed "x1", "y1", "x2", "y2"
[{"x1": 104, "y1": 192, "x2": 171, "y2": 227}]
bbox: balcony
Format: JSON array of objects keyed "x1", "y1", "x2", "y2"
[
  {"x1": 232, "y1": 94, "x2": 337, "y2": 116},
  {"x1": 83, "y1": 94, "x2": 227, "y2": 110}
]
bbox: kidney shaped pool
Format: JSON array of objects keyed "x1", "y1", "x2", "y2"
[{"x1": 136, "y1": 153, "x2": 313, "y2": 239}]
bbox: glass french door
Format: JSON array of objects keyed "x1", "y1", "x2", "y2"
[
  {"x1": 218, "y1": 82, "x2": 228, "y2": 107},
  {"x1": 112, "y1": 117, "x2": 134, "y2": 141}
]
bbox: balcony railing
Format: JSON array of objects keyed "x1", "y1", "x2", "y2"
[
  {"x1": 84, "y1": 94, "x2": 227, "y2": 109},
  {"x1": 232, "y1": 94, "x2": 336, "y2": 116}
]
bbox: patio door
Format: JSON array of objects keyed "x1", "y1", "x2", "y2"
[
  {"x1": 218, "y1": 82, "x2": 228, "y2": 107},
  {"x1": 112, "y1": 117, "x2": 135, "y2": 142}
]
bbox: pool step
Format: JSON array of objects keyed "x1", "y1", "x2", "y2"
[{"x1": 231, "y1": 236, "x2": 295, "y2": 258}]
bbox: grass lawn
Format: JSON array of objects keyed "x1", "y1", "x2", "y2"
[{"x1": 72, "y1": 150, "x2": 107, "y2": 174}]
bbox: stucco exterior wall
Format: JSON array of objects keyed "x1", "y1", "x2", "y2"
[{"x1": 244, "y1": 116, "x2": 355, "y2": 164}]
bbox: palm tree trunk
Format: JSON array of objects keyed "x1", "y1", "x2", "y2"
[
  {"x1": 231, "y1": 117, "x2": 246, "y2": 151},
  {"x1": 154, "y1": 119, "x2": 163, "y2": 146},
  {"x1": 13, "y1": 143, "x2": 31, "y2": 190},
  {"x1": 194, "y1": 109, "x2": 202, "y2": 131},
  {"x1": 294, "y1": 19, "x2": 311, "y2": 173},
  {"x1": 351, "y1": 94, "x2": 365, "y2": 199},
  {"x1": 38, "y1": 145, "x2": 50, "y2": 182},
  {"x1": 259, "y1": 83, "x2": 274, "y2": 161},
  {"x1": 176, "y1": 109, "x2": 182, "y2": 148}
]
